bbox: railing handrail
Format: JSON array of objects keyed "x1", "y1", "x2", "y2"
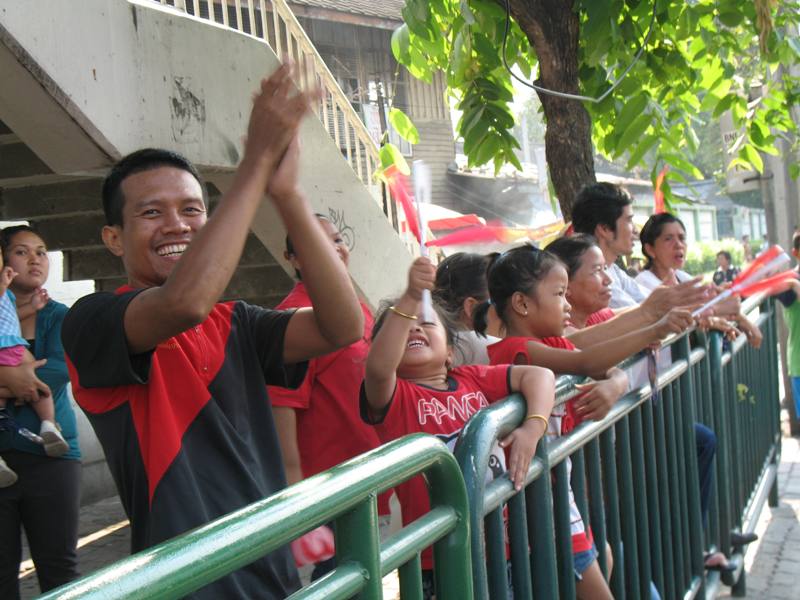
[
  {"x1": 38, "y1": 287, "x2": 778, "y2": 598},
  {"x1": 39, "y1": 434, "x2": 472, "y2": 600},
  {"x1": 453, "y1": 296, "x2": 778, "y2": 599}
]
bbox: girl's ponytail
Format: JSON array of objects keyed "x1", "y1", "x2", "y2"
[{"x1": 472, "y1": 300, "x2": 493, "y2": 336}]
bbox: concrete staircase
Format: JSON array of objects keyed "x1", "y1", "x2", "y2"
[{"x1": 0, "y1": 0, "x2": 414, "y2": 308}]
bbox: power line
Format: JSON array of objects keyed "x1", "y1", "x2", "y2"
[{"x1": 501, "y1": 0, "x2": 657, "y2": 103}]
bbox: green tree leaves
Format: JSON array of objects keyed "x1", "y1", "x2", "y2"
[
  {"x1": 393, "y1": 0, "x2": 800, "y2": 209},
  {"x1": 388, "y1": 108, "x2": 420, "y2": 144}
]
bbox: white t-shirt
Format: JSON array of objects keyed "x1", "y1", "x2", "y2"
[
  {"x1": 454, "y1": 330, "x2": 499, "y2": 366},
  {"x1": 608, "y1": 262, "x2": 649, "y2": 308},
  {"x1": 635, "y1": 269, "x2": 692, "y2": 292}
]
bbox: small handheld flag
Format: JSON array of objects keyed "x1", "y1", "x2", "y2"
[
  {"x1": 413, "y1": 161, "x2": 435, "y2": 323},
  {"x1": 692, "y1": 245, "x2": 791, "y2": 317},
  {"x1": 385, "y1": 164, "x2": 421, "y2": 244}
]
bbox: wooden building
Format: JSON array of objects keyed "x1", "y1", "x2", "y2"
[{"x1": 288, "y1": 0, "x2": 456, "y2": 207}]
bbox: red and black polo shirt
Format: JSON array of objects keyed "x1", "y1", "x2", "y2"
[{"x1": 62, "y1": 286, "x2": 307, "y2": 599}]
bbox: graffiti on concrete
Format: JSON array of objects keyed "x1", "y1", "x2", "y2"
[
  {"x1": 171, "y1": 77, "x2": 206, "y2": 143},
  {"x1": 328, "y1": 208, "x2": 356, "y2": 252}
]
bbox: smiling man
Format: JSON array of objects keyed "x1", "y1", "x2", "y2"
[{"x1": 61, "y1": 63, "x2": 363, "y2": 598}]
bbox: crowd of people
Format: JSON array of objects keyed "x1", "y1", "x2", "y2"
[{"x1": 0, "y1": 60, "x2": 793, "y2": 599}]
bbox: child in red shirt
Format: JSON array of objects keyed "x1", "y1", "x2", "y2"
[
  {"x1": 269, "y1": 215, "x2": 391, "y2": 577},
  {"x1": 362, "y1": 257, "x2": 555, "y2": 599},
  {"x1": 475, "y1": 245, "x2": 693, "y2": 600}
]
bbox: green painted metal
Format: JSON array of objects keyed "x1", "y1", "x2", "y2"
[
  {"x1": 552, "y1": 459, "x2": 576, "y2": 598},
  {"x1": 41, "y1": 298, "x2": 783, "y2": 600},
  {"x1": 453, "y1": 296, "x2": 781, "y2": 600},
  {"x1": 39, "y1": 434, "x2": 472, "y2": 600}
]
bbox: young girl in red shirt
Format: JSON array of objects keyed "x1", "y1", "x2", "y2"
[
  {"x1": 475, "y1": 245, "x2": 693, "y2": 600},
  {"x1": 362, "y1": 257, "x2": 556, "y2": 599}
]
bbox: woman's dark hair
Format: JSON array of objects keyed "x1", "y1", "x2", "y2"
[
  {"x1": 371, "y1": 297, "x2": 458, "y2": 349},
  {"x1": 544, "y1": 234, "x2": 598, "y2": 278},
  {"x1": 0, "y1": 225, "x2": 42, "y2": 257},
  {"x1": 432, "y1": 253, "x2": 491, "y2": 319},
  {"x1": 284, "y1": 213, "x2": 330, "y2": 280},
  {"x1": 102, "y1": 148, "x2": 208, "y2": 227},
  {"x1": 473, "y1": 245, "x2": 561, "y2": 335},
  {"x1": 639, "y1": 213, "x2": 686, "y2": 269}
]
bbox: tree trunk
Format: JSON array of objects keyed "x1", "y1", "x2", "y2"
[{"x1": 505, "y1": 0, "x2": 596, "y2": 220}]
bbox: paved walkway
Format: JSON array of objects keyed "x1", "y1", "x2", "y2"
[
  {"x1": 18, "y1": 435, "x2": 800, "y2": 598},
  {"x1": 716, "y1": 432, "x2": 800, "y2": 599}
]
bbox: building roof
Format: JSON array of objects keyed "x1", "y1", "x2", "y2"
[{"x1": 288, "y1": 1, "x2": 405, "y2": 21}]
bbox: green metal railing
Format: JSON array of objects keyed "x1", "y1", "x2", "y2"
[
  {"x1": 454, "y1": 295, "x2": 780, "y2": 600},
  {"x1": 38, "y1": 434, "x2": 472, "y2": 600},
  {"x1": 39, "y1": 298, "x2": 780, "y2": 599}
]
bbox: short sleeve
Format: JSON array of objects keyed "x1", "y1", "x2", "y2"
[
  {"x1": 238, "y1": 303, "x2": 308, "y2": 389},
  {"x1": 62, "y1": 291, "x2": 154, "y2": 388},
  {"x1": 269, "y1": 359, "x2": 316, "y2": 409},
  {"x1": 359, "y1": 378, "x2": 395, "y2": 426},
  {"x1": 467, "y1": 364, "x2": 512, "y2": 402}
]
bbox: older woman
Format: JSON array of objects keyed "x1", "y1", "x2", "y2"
[{"x1": 0, "y1": 225, "x2": 81, "y2": 597}]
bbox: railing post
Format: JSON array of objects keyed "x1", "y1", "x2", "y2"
[
  {"x1": 428, "y1": 458, "x2": 474, "y2": 600},
  {"x1": 335, "y1": 500, "x2": 381, "y2": 599},
  {"x1": 616, "y1": 416, "x2": 641, "y2": 598},
  {"x1": 708, "y1": 331, "x2": 733, "y2": 557},
  {"x1": 601, "y1": 426, "x2": 624, "y2": 599},
  {"x1": 640, "y1": 397, "x2": 664, "y2": 593},
  {"x1": 584, "y1": 439, "x2": 608, "y2": 578},
  {"x1": 552, "y1": 459, "x2": 576, "y2": 598},
  {"x1": 766, "y1": 298, "x2": 781, "y2": 508},
  {"x1": 674, "y1": 336, "x2": 706, "y2": 594},
  {"x1": 528, "y1": 434, "x2": 559, "y2": 598},
  {"x1": 653, "y1": 384, "x2": 676, "y2": 600}
]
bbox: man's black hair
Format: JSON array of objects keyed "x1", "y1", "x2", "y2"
[
  {"x1": 717, "y1": 250, "x2": 732, "y2": 262},
  {"x1": 571, "y1": 182, "x2": 632, "y2": 236},
  {"x1": 102, "y1": 148, "x2": 208, "y2": 227}
]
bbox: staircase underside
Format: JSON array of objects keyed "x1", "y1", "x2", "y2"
[{"x1": 0, "y1": 0, "x2": 413, "y2": 309}]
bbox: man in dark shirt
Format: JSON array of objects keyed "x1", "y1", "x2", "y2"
[{"x1": 61, "y1": 62, "x2": 364, "y2": 598}]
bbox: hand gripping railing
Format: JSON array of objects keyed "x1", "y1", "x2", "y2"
[
  {"x1": 38, "y1": 434, "x2": 473, "y2": 600},
  {"x1": 454, "y1": 296, "x2": 780, "y2": 600}
]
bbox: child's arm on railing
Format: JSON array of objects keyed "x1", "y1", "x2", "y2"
[
  {"x1": 526, "y1": 309, "x2": 694, "y2": 379},
  {"x1": 573, "y1": 367, "x2": 628, "y2": 421},
  {"x1": 364, "y1": 257, "x2": 435, "y2": 415},
  {"x1": 500, "y1": 365, "x2": 555, "y2": 490}
]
